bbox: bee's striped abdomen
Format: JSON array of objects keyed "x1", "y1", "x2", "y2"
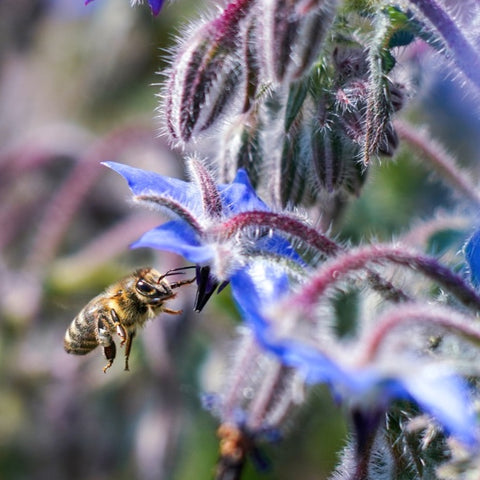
[{"x1": 64, "y1": 310, "x2": 99, "y2": 355}]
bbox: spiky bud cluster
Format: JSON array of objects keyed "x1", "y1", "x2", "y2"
[
  {"x1": 94, "y1": 1, "x2": 480, "y2": 478},
  {"x1": 162, "y1": 2, "x2": 408, "y2": 212}
]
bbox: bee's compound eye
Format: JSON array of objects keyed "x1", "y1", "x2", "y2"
[{"x1": 136, "y1": 279, "x2": 154, "y2": 295}]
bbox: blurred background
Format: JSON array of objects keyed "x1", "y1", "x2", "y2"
[{"x1": 1, "y1": 1, "x2": 480, "y2": 479}]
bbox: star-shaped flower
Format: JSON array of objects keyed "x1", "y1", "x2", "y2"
[
  {"x1": 104, "y1": 160, "x2": 300, "y2": 310},
  {"x1": 230, "y1": 261, "x2": 478, "y2": 446},
  {"x1": 465, "y1": 228, "x2": 480, "y2": 288}
]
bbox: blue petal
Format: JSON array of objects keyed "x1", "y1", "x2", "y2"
[
  {"x1": 131, "y1": 220, "x2": 214, "y2": 263},
  {"x1": 219, "y1": 169, "x2": 269, "y2": 214},
  {"x1": 231, "y1": 263, "x2": 356, "y2": 386},
  {"x1": 402, "y1": 371, "x2": 477, "y2": 445},
  {"x1": 465, "y1": 228, "x2": 480, "y2": 288},
  {"x1": 103, "y1": 162, "x2": 203, "y2": 218},
  {"x1": 148, "y1": 0, "x2": 164, "y2": 15},
  {"x1": 231, "y1": 261, "x2": 479, "y2": 445},
  {"x1": 230, "y1": 262, "x2": 288, "y2": 331}
]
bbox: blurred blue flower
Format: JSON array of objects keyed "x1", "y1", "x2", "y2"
[
  {"x1": 85, "y1": 0, "x2": 164, "y2": 16},
  {"x1": 230, "y1": 261, "x2": 478, "y2": 446},
  {"x1": 104, "y1": 161, "x2": 299, "y2": 309},
  {"x1": 465, "y1": 228, "x2": 480, "y2": 288}
]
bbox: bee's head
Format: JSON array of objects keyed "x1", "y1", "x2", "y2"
[
  {"x1": 134, "y1": 268, "x2": 173, "y2": 305},
  {"x1": 133, "y1": 266, "x2": 195, "y2": 306}
]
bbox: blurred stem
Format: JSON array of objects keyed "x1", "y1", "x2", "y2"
[
  {"x1": 25, "y1": 125, "x2": 157, "y2": 276},
  {"x1": 408, "y1": 0, "x2": 480, "y2": 91},
  {"x1": 359, "y1": 303, "x2": 480, "y2": 364},
  {"x1": 247, "y1": 361, "x2": 285, "y2": 430},
  {"x1": 395, "y1": 120, "x2": 480, "y2": 206},
  {"x1": 215, "y1": 211, "x2": 409, "y2": 302},
  {"x1": 49, "y1": 213, "x2": 161, "y2": 292},
  {"x1": 291, "y1": 243, "x2": 480, "y2": 311},
  {"x1": 222, "y1": 331, "x2": 259, "y2": 421},
  {"x1": 399, "y1": 212, "x2": 469, "y2": 247}
]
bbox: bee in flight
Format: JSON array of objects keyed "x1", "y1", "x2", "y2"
[{"x1": 64, "y1": 267, "x2": 195, "y2": 372}]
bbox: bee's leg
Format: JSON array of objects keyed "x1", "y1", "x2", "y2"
[
  {"x1": 110, "y1": 309, "x2": 127, "y2": 347},
  {"x1": 169, "y1": 277, "x2": 196, "y2": 289},
  {"x1": 97, "y1": 317, "x2": 116, "y2": 373},
  {"x1": 163, "y1": 307, "x2": 183, "y2": 315},
  {"x1": 123, "y1": 331, "x2": 135, "y2": 372},
  {"x1": 102, "y1": 342, "x2": 116, "y2": 373}
]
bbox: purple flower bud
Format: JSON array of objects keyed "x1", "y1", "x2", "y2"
[
  {"x1": 163, "y1": 0, "x2": 255, "y2": 145},
  {"x1": 260, "y1": 0, "x2": 338, "y2": 83}
]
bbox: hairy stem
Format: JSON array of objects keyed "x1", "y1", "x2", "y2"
[
  {"x1": 292, "y1": 243, "x2": 480, "y2": 311},
  {"x1": 408, "y1": 0, "x2": 480, "y2": 90},
  {"x1": 395, "y1": 120, "x2": 480, "y2": 205},
  {"x1": 360, "y1": 303, "x2": 480, "y2": 364}
]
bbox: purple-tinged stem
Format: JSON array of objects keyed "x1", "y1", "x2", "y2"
[
  {"x1": 399, "y1": 211, "x2": 469, "y2": 247},
  {"x1": 291, "y1": 244, "x2": 480, "y2": 311},
  {"x1": 187, "y1": 158, "x2": 223, "y2": 218},
  {"x1": 25, "y1": 126, "x2": 158, "y2": 275},
  {"x1": 360, "y1": 303, "x2": 480, "y2": 364},
  {"x1": 221, "y1": 331, "x2": 259, "y2": 422},
  {"x1": 214, "y1": 210, "x2": 341, "y2": 256},
  {"x1": 408, "y1": 0, "x2": 480, "y2": 90},
  {"x1": 134, "y1": 194, "x2": 203, "y2": 233},
  {"x1": 49, "y1": 214, "x2": 161, "y2": 289},
  {"x1": 247, "y1": 360, "x2": 284, "y2": 431},
  {"x1": 214, "y1": 211, "x2": 409, "y2": 301},
  {"x1": 395, "y1": 120, "x2": 480, "y2": 205}
]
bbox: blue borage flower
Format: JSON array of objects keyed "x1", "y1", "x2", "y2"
[
  {"x1": 85, "y1": 0, "x2": 164, "y2": 16},
  {"x1": 103, "y1": 160, "x2": 301, "y2": 310},
  {"x1": 465, "y1": 228, "x2": 480, "y2": 288},
  {"x1": 230, "y1": 261, "x2": 478, "y2": 446}
]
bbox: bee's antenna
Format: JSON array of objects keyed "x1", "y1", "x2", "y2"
[{"x1": 157, "y1": 265, "x2": 197, "y2": 282}]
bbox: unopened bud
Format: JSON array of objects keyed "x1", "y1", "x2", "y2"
[
  {"x1": 260, "y1": 0, "x2": 338, "y2": 83},
  {"x1": 311, "y1": 120, "x2": 360, "y2": 194},
  {"x1": 163, "y1": 0, "x2": 255, "y2": 145},
  {"x1": 280, "y1": 125, "x2": 312, "y2": 206}
]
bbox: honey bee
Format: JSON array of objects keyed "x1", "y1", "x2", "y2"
[{"x1": 64, "y1": 267, "x2": 195, "y2": 372}]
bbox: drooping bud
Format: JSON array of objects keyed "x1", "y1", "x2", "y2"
[
  {"x1": 311, "y1": 115, "x2": 364, "y2": 195},
  {"x1": 312, "y1": 125, "x2": 348, "y2": 193},
  {"x1": 241, "y1": 18, "x2": 261, "y2": 114},
  {"x1": 280, "y1": 124, "x2": 313, "y2": 206},
  {"x1": 163, "y1": 0, "x2": 255, "y2": 145},
  {"x1": 259, "y1": 0, "x2": 338, "y2": 84}
]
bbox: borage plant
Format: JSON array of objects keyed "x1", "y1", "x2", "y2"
[{"x1": 88, "y1": 0, "x2": 480, "y2": 478}]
